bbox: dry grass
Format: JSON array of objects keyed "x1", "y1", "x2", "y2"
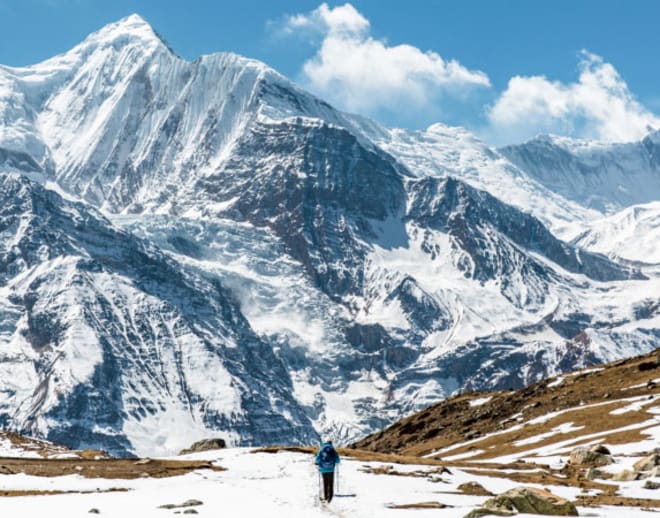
[
  {"x1": 0, "y1": 457, "x2": 224, "y2": 479},
  {"x1": 343, "y1": 348, "x2": 660, "y2": 511},
  {"x1": 386, "y1": 501, "x2": 451, "y2": 509},
  {"x1": 251, "y1": 446, "x2": 315, "y2": 455},
  {"x1": 0, "y1": 488, "x2": 129, "y2": 498},
  {"x1": 359, "y1": 464, "x2": 449, "y2": 478},
  {"x1": 575, "y1": 494, "x2": 660, "y2": 508},
  {"x1": 251, "y1": 446, "x2": 450, "y2": 466},
  {"x1": 434, "y1": 397, "x2": 658, "y2": 463},
  {"x1": 353, "y1": 348, "x2": 660, "y2": 461}
]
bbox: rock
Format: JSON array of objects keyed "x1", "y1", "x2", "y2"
[
  {"x1": 585, "y1": 467, "x2": 606, "y2": 480},
  {"x1": 612, "y1": 469, "x2": 637, "y2": 482},
  {"x1": 386, "y1": 501, "x2": 451, "y2": 509},
  {"x1": 458, "y1": 481, "x2": 494, "y2": 496},
  {"x1": 633, "y1": 454, "x2": 660, "y2": 473},
  {"x1": 88, "y1": 510, "x2": 100, "y2": 515},
  {"x1": 464, "y1": 507, "x2": 515, "y2": 518},
  {"x1": 638, "y1": 361, "x2": 659, "y2": 372},
  {"x1": 179, "y1": 438, "x2": 226, "y2": 455},
  {"x1": 644, "y1": 480, "x2": 660, "y2": 490},
  {"x1": 569, "y1": 445, "x2": 613, "y2": 467},
  {"x1": 638, "y1": 466, "x2": 660, "y2": 479},
  {"x1": 183, "y1": 511, "x2": 198, "y2": 515},
  {"x1": 464, "y1": 486, "x2": 579, "y2": 517},
  {"x1": 590, "y1": 445, "x2": 610, "y2": 455},
  {"x1": 158, "y1": 500, "x2": 204, "y2": 510}
]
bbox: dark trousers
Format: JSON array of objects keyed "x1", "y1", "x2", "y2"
[{"x1": 322, "y1": 471, "x2": 334, "y2": 502}]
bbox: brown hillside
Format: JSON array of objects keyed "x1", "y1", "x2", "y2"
[{"x1": 352, "y1": 347, "x2": 660, "y2": 458}]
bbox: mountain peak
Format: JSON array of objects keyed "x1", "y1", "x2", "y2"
[
  {"x1": 100, "y1": 13, "x2": 154, "y2": 35},
  {"x1": 117, "y1": 13, "x2": 150, "y2": 26},
  {"x1": 80, "y1": 13, "x2": 173, "y2": 54}
]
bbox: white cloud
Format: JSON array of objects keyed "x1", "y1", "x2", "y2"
[
  {"x1": 487, "y1": 51, "x2": 660, "y2": 143},
  {"x1": 276, "y1": 3, "x2": 490, "y2": 115},
  {"x1": 280, "y1": 2, "x2": 369, "y2": 36},
  {"x1": 274, "y1": 7, "x2": 658, "y2": 144}
]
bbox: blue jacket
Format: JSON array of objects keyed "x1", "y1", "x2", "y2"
[{"x1": 315, "y1": 442, "x2": 340, "y2": 473}]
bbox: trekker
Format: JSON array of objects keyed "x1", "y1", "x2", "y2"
[{"x1": 315, "y1": 438, "x2": 340, "y2": 502}]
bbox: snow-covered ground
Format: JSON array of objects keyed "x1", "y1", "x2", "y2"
[
  {"x1": 571, "y1": 201, "x2": 660, "y2": 263},
  {"x1": 0, "y1": 448, "x2": 654, "y2": 517}
]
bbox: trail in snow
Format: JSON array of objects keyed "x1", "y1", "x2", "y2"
[{"x1": 0, "y1": 448, "x2": 652, "y2": 517}]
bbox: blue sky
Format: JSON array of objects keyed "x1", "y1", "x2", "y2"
[{"x1": 1, "y1": 0, "x2": 659, "y2": 144}]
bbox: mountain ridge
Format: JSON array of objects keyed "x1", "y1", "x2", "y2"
[{"x1": 0, "y1": 16, "x2": 658, "y2": 456}]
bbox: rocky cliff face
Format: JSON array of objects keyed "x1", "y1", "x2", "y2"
[
  {"x1": 500, "y1": 133, "x2": 660, "y2": 213},
  {"x1": 0, "y1": 15, "x2": 657, "y2": 455},
  {"x1": 0, "y1": 173, "x2": 317, "y2": 456}
]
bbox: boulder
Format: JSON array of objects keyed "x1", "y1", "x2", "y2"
[
  {"x1": 458, "y1": 481, "x2": 494, "y2": 496},
  {"x1": 179, "y1": 438, "x2": 226, "y2": 455},
  {"x1": 159, "y1": 499, "x2": 204, "y2": 510},
  {"x1": 568, "y1": 445, "x2": 612, "y2": 467},
  {"x1": 464, "y1": 486, "x2": 579, "y2": 517},
  {"x1": 465, "y1": 508, "x2": 515, "y2": 517},
  {"x1": 644, "y1": 480, "x2": 660, "y2": 490},
  {"x1": 612, "y1": 469, "x2": 638, "y2": 482},
  {"x1": 585, "y1": 467, "x2": 608, "y2": 480},
  {"x1": 633, "y1": 454, "x2": 660, "y2": 473}
]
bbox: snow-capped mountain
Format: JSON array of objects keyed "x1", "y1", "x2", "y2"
[
  {"x1": 0, "y1": 173, "x2": 318, "y2": 456},
  {"x1": 0, "y1": 15, "x2": 658, "y2": 456},
  {"x1": 500, "y1": 132, "x2": 660, "y2": 214},
  {"x1": 571, "y1": 201, "x2": 660, "y2": 264}
]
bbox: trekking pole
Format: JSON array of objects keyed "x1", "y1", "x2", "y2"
[
  {"x1": 318, "y1": 471, "x2": 322, "y2": 500},
  {"x1": 335, "y1": 463, "x2": 339, "y2": 495}
]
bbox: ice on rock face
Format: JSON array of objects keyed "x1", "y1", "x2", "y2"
[
  {"x1": 500, "y1": 132, "x2": 660, "y2": 214},
  {"x1": 0, "y1": 174, "x2": 317, "y2": 456},
  {"x1": 571, "y1": 201, "x2": 660, "y2": 264},
  {"x1": 0, "y1": 16, "x2": 658, "y2": 456}
]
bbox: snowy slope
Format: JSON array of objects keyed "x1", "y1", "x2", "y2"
[
  {"x1": 349, "y1": 120, "x2": 600, "y2": 238},
  {"x1": 0, "y1": 15, "x2": 658, "y2": 455},
  {"x1": 0, "y1": 173, "x2": 317, "y2": 456},
  {"x1": 1, "y1": 15, "x2": 369, "y2": 214},
  {"x1": 571, "y1": 201, "x2": 660, "y2": 264},
  {"x1": 0, "y1": 446, "x2": 655, "y2": 517},
  {"x1": 500, "y1": 131, "x2": 660, "y2": 214}
]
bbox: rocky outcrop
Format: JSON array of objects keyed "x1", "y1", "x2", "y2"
[
  {"x1": 633, "y1": 453, "x2": 660, "y2": 473},
  {"x1": 614, "y1": 453, "x2": 660, "y2": 481},
  {"x1": 179, "y1": 439, "x2": 226, "y2": 455},
  {"x1": 613, "y1": 453, "x2": 660, "y2": 481},
  {"x1": 465, "y1": 486, "x2": 578, "y2": 517},
  {"x1": 0, "y1": 174, "x2": 318, "y2": 456},
  {"x1": 568, "y1": 445, "x2": 613, "y2": 467},
  {"x1": 458, "y1": 481, "x2": 494, "y2": 496}
]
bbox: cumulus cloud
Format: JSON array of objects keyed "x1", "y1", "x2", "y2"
[
  {"x1": 275, "y1": 3, "x2": 490, "y2": 116},
  {"x1": 487, "y1": 51, "x2": 660, "y2": 143},
  {"x1": 274, "y1": 6, "x2": 658, "y2": 144}
]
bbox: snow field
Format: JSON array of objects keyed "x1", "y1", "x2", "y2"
[{"x1": 0, "y1": 448, "x2": 654, "y2": 517}]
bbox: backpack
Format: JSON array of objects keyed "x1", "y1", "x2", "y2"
[{"x1": 318, "y1": 444, "x2": 337, "y2": 470}]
